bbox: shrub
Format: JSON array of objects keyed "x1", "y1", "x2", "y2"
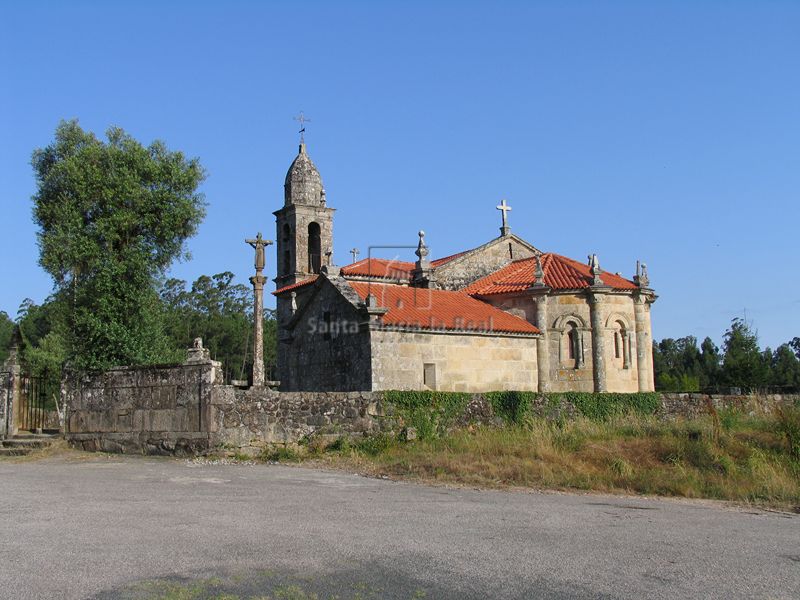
[
  {"x1": 353, "y1": 433, "x2": 397, "y2": 456},
  {"x1": 719, "y1": 408, "x2": 742, "y2": 432},
  {"x1": 776, "y1": 406, "x2": 800, "y2": 460},
  {"x1": 548, "y1": 392, "x2": 660, "y2": 420},
  {"x1": 262, "y1": 446, "x2": 300, "y2": 462},
  {"x1": 327, "y1": 436, "x2": 351, "y2": 453},
  {"x1": 485, "y1": 391, "x2": 535, "y2": 424},
  {"x1": 610, "y1": 457, "x2": 634, "y2": 478},
  {"x1": 384, "y1": 390, "x2": 471, "y2": 440}
]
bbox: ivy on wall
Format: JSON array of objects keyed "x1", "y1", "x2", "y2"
[
  {"x1": 484, "y1": 391, "x2": 535, "y2": 424},
  {"x1": 383, "y1": 390, "x2": 471, "y2": 440},
  {"x1": 383, "y1": 390, "x2": 662, "y2": 435},
  {"x1": 550, "y1": 392, "x2": 661, "y2": 420}
]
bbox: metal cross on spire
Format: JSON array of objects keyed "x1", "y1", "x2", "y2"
[
  {"x1": 496, "y1": 199, "x2": 512, "y2": 236},
  {"x1": 294, "y1": 111, "x2": 311, "y2": 144}
]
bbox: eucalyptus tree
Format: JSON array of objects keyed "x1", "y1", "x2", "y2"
[{"x1": 31, "y1": 120, "x2": 206, "y2": 370}]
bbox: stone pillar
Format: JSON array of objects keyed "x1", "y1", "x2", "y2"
[
  {"x1": 624, "y1": 331, "x2": 633, "y2": 370},
  {"x1": 588, "y1": 292, "x2": 607, "y2": 393},
  {"x1": 245, "y1": 232, "x2": 272, "y2": 388},
  {"x1": 532, "y1": 294, "x2": 550, "y2": 392},
  {"x1": 250, "y1": 273, "x2": 266, "y2": 387},
  {"x1": 633, "y1": 293, "x2": 654, "y2": 392},
  {"x1": 0, "y1": 372, "x2": 11, "y2": 439},
  {"x1": 1, "y1": 329, "x2": 22, "y2": 437}
]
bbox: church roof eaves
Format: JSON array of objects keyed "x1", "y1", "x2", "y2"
[
  {"x1": 341, "y1": 258, "x2": 414, "y2": 280},
  {"x1": 348, "y1": 281, "x2": 540, "y2": 336},
  {"x1": 465, "y1": 253, "x2": 638, "y2": 296},
  {"x1": 273, "y1": 276, "x2": 319, "y2": 296}
]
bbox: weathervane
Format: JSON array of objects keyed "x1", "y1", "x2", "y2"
[{"x1": 294, "y1": 111, "x2": 311, "y2": 144}]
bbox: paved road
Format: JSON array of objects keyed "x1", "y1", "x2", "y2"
[{"x1": 0, "y1": 454, "x2": 798, "y2": 599}]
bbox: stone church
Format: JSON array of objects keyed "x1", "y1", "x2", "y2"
[{"x1": 272, "y1": 143, "x2": 657, "y2": 393}]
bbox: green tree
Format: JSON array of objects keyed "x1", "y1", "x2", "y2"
[
  {"x1": 653, "y1": 336, "x2": 701, "y2": 391},
  {"x1": 16, "y1": 298, "x2": 58, "y2": 350},
  {"x1": 721, "y1": 318, "x2": 769, "y2": 391},
  {"x1": 160, "y1": 272, "x2": 277, "y2": 383},
  {"x1": 0, "y1": 311, "x2": 14, "y2": 364},
  {"x1": 791, "y1": 337, "x2": 800, "y2": 360},
  {"x1": 31, "y1": 120, "x2": 206, "y2": 370},
  {"x1": 13, "y1": 298, "x2": 67, "y2": 377},
  {"x1": 699, "y1": 336, "x2": 722, "y2": 390},
  {"x1": 770, "y1": 344, "x2": 800, "y2": 390}
]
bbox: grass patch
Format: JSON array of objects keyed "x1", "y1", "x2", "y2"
[
  {"x1": 260, "y1": 446, "x2": 302, "y2": 462},
  {"x1": 292, "y1": 411, "x2": 800, "y2": 511}
]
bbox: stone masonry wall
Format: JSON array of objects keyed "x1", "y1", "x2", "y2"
[
  {"x1": 435, "y1": 236, "x2": 537, "y2": 291},
  {"x1": 280, "y1": 279, "x2": 373, "y2": 391},
  {"x1": 64, "y1": 360, "x2": 222, "y2": 455},
  {"x1": 62, "y1": 361, "x2": 800, "y2": 456},
  {"x1": 370, "y1": 329, "x2": 538, "y2": 392},
  {"x1": 659, "y1": 392, "x2": 798, "y2": 419},
  {"x1": 209, "y1": 387, "x2": 390, "y2": 451}
]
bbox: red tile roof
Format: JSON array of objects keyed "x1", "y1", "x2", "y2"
[
  {"x1": 349, "y1": 281, "x2": 539, "y2": 335},
  {"x1": 340, "y1": 252, "x2": 466, "y2": 280},
  {"x1": 273, "y1": 276, "x2": 318, "y2": 296},
  {"x1": 341, "y1": 258, "x2": 414, "y2": 279},
  {"x1": 465, "y1": 253, "x2": 637, "y2": 296}
]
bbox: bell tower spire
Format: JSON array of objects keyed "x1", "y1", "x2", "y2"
[{"x1": 274, "y1": 133, "x2": 335, "y2": 287}]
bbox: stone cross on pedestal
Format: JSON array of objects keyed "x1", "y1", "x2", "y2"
[
  {"x1": 496, "y1": 199, "x2": 512, "y2": 236},
  {"x1": 245, "y1": 232, "x2": 273, "y2": 387}
]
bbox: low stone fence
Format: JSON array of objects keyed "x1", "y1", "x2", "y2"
[
  {"x1": 211, "y1": 387, "x2": 388, "y2": 450},
  {"x1": 61, "y1": 359, "x2": 800, "y2": 456},
  {"x1": 63, "y1": 358, "x2": 393, "y2": 455},
  {"x1": 64, "y1": 358, "x2": 221, "y2": 454},
  {"x1": 659, "y1": 392, "x2": 798, "y2": 419}
]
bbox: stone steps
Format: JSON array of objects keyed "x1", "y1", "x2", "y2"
[{"x1": 0, "y1": 432, "x2": 60, "y2": 457}]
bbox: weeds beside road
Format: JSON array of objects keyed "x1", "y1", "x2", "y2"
[{"x1": 262, "y1": 408, "x2": 800, "y2": 512}]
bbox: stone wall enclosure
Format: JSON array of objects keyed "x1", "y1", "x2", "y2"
[{"x1": 61, "y1": 358, "x2": 800, "y2": 456}]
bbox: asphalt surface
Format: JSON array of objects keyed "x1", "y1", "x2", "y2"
[{"x1": 0, "y1": 454, "x2": 798, "y2": 600}]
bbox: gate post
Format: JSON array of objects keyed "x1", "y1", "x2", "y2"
[
  {"x1": 1, "y1": 330, "x2": 22, "y2": 438},
  {"x1": 0, "y1": 371, "x2": 9, "y2": 440}
]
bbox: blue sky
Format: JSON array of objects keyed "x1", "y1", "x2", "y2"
[{"x1": 1, "y1": 0, "x2": 798, "y2": 349}]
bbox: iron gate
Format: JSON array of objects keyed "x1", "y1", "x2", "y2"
[{"x1": 19, "y1": 373, "x2": 61, "y2": 432}]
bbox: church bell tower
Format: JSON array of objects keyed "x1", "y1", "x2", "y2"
[{"x1": 274, "y1": 142, "x2": 335, "y2": 287}]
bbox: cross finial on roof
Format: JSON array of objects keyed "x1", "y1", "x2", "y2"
[
  {"x1": 496, "y1": 199, "x2": 512, "y2": 236},
  {"x1": 350, "y1": 248, "x2": 360, "y2": 263},
  {"x1": 294, "y1": 111, "x2": 311, "y2": 144},
  {"x1": 588, "y1": 253, "x2": 604, "y2": 286},
  {"x1": 415, "y1": 230, "x2": 429, "y2": 262},
  {"x1": 635, "y1": 260, "x2": 650, "y2": 288},
  {"x1": 533, "y1": 254, "x2": 545, "y2": 287}
]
